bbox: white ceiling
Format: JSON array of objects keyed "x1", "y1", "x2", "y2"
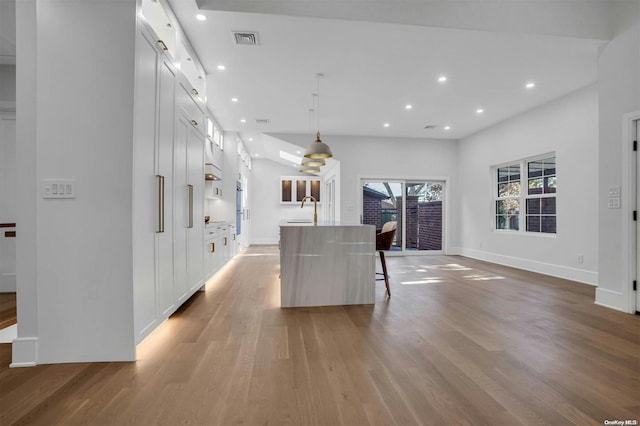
[
  {"x1": 167, "y1": 0, "x2": 608, "y2": 163},
  {"x1": 2, "y1": 0, "x2": 613, "y2": 167}
]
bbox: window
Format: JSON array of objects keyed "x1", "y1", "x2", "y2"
[
  {"x1": 496, "y1": 164, "x2": 521, "y2": 230},
  {"x1": 494, "y1": 154, "x2": 556, "y2": 234},
  {"x1": 525, "y1": 156, "x2": 556, "y2": 233}
]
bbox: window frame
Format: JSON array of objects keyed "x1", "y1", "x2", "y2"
[{"x1": 492, "y1": 153, "x2": 557, "y2": 236}]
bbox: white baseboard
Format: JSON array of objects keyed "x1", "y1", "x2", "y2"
[
  {"x1": 459, "y1": 248, "x2": 598, "y2": 285},
  {"x1": 594, "y1": 287, "x2": 630, "y2": 313},
  {"x1": 10, "y1": 336, "x2": 38, "y2": 367}
]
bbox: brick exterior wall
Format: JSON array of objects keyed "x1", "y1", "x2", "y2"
[
  {"x1": 363, "y1": 193, "x2": 383, "y2": 228},
  {"x1": 418, "y1": 201, "x2": 442, "y2": 250},
  {"x1": 363, "y1": 191, "x2": 442, "y2": 251}
]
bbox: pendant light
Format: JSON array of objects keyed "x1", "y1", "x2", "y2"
[
  {"x1": 304, "y1": 73, "x2": 333, "y2": 159},
  {"x1": 299, "y1": 165, "x2": 321, "y2": 173},
  {"x1": 301, "y1": 106, "x2": 325, "y2": 167},
  {"x1": 302, "y1": 157, "x2": 325, "y2": 167}
]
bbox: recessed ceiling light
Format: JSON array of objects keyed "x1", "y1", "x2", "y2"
[
  {"x1": 444, "y1": 126, "x2": 451, "y2": 131},
  {"x1": 438, "y1": 76, "x2": 447, "y2": 83},
  {"x1": 296, "y1": 150, "x2": 301, "y2": 154},
  {"x1": 525, "y1": 82, "x2": 536, "y2": 89},
  {"x1": 405, "y1": 104, "x2": 413, "y2": 110},
  {"x1": 254, "y1": 153, "x2": 259, "y2": 157},
  {"x1": 476, "y1": 108, "x2": 484, "y2": 114},
  {"x1": 248, "y1": 138, "x2": 253, "y2": 141},
  {"x1": 240, "y1": 119, "x2": 246, "y2": 123},
  {"x1": 383, "y1": 123, "x2": 390, "y2": 127},
  {"x1": 231, "y1": 98, "x2": 238, "y2": 102},
  {"x1": 217, "y1": 65, "x2": 226, "y2": 71},
  {"x1": 196, "y1": 14, "x2": 207, "y2": 21}
]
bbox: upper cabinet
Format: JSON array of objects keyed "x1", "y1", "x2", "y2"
[
  {"x1": 179, "y1": 41, "x2": 206, "y2": 102},
  {"x1": 140, "y1": 0, "x2": 177, "y2": 60},
  {"x1": 281, "y1": 176, "x2": 321, "y2": 204},
  {"x1": 205, "y1": 117, "x2": 224, "y2": 170}
]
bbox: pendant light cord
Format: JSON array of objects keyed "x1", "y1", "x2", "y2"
[{"x1": 317, "y1": 74, "x2": 320, "y2": 134}]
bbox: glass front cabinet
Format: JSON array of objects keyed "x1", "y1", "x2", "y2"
[{"x1": 280, "y1": 176, "x2": 321, "y2": 204}]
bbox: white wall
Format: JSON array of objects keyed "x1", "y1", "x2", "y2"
[
  {"x1": 458, "y1": 85, "x2": 599, "y2": 284},
  {"x1": 14, "y1": 0, "x2": 137, "y2": 365},
  {"x1": 250, "y1": 159, "x2": 314, "y2": 244},
  {"x1": 272, "y1": 133, "x2": 460, "y2": 251},
  {"x1": 595, "y1": 7, "x2": 640, "y2": 311}
]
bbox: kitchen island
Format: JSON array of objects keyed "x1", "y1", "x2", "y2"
[{"x1": 279, "y1": 221, "x2": 376, "y2": 307}]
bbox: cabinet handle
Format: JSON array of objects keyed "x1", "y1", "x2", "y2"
[
  {"x1": 224, "y1": 237, "x2": 228, "y2": 246},
  {"x1": 187, "y1": 184, "x2": 193, "y2": 229},
  {"x1": 210, "y1": 242, "x2": 215, "y2": 253},
  {"x1": 191, "y1": 120, "x2": 198, "y2": 127},
  {"x1": 156, "y1": 175, "x2": 165, "y2": 233},
  {"x1": 233, "y1": 234, "x2": 236, "y2": 241},
  {"x1": 191, "y1": 88, "x2": 199, "y2": 96},
  {"x1": 157, "y1": 40, "x2": 168, "y2": 51}
]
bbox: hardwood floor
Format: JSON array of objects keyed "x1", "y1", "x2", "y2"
[
  {"x1": 1, "y1": 246, "x2": 638, "y2": 425},
  {"x1": 0, "y1": 293, "x2": 17, "y2": 329}
]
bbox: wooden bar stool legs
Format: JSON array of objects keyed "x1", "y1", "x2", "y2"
[{"x1": 378, "y1": 250, "x2": 391, "y2": 297}]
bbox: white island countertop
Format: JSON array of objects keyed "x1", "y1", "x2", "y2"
[{"x1": 279, "y1": 221, "x2": 376, "y2": 308}]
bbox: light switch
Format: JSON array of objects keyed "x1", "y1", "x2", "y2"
[
  {"x1": 608, "y1": 185, "x2": 621, "y2": 197},
  {"x1": 608, "y1": 198, "x2": 620, "y2": 209},
  {"x1": 42, "y1": 179, "x2": 76, "y2": 199}
]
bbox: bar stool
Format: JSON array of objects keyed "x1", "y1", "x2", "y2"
[{"x1": 376, "y1": 221, "x2": 396, "y2": 297}]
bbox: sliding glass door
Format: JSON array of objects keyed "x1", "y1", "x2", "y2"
[{"x1": 361, "y1": 179, "x2": 444, "y2": 253}]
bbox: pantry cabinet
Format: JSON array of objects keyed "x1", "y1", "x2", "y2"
[
  {"x1": 133, "y1": 18, "x2": 205, "y2": 343},
  {"x1": 133, "y1": 24, "x2": 177, "y2": 341}
]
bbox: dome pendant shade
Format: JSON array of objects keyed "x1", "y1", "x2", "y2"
[
  {"x1": 303, "y1": 132, "x2": 333, "y2": 159},
  {"x1": 301, "y1": 157, "x2": 325, "y2": 167},
  {"x1": 299, "y1": 165, "x2": 321, "y2": 173}
]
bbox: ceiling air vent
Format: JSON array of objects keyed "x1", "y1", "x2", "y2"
[
  {"x1": 233, "y1": 31, "x2": 259, "y2": 46},
  {"x1": 423, "y1": 125, "x2": 437, "y2": 130},
  {"x1": 256, "y1": 119, "x2": 270, "y2": 124}
]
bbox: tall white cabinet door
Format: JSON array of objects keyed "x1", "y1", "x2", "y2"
[
  {"x1": 187, "y1": 126, "x2": 204, "y2": 292},
  {"x1": 173, "y1": 111, "x2": 190, "y2": 303},
  {"x1": 156, "y1": 59, "x2": 176, "y2": 317},
  {"x1": 133, "y1": 29, "x2": 160, "y2": 341}
]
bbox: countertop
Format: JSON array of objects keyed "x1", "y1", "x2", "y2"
[{"x1": 279, "y1": 220, "x2": 372, "y2": 227}]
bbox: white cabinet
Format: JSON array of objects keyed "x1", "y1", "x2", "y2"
[
  {"x1": 133, "y1": 21, "x2": 207, "y2": 344},
  {"x1": 229, "y1": 224, "x2": 239, "y2": 258},
  {"x1": 140, "y1": 0, "x2": 177, "y2": 60},
  {"x1": 133, "y1": 25, "x2": 177, "y2": 341},
  {"x1": 174, "y1": 89, "x2": 205, "y2": 302},
  {"x1": 204, "y1": 226, "x2": 220, "y2": 277},
  {"x1": 179, "y1": 40, "x2": 206, "y2": 100}
]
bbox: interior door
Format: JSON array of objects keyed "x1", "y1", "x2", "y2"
[{"x1": 0, "y1": 114, "x2": 16, "y2": 292}]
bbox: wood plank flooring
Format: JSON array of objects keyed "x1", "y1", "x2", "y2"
[
  {"x1": 0, "y1": 293, "x2": 17, "y2": 329},
  {"x1": 1, "y1": 246, "x2": 639, "y2": 425}
]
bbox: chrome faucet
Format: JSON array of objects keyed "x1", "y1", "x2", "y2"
[{"x1": 301, "y1": 195, "x2": 318, "y2": 225}]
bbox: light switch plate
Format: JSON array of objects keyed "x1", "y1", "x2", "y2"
[
  {"x1": 42, "y1": 179, "x2": 76, "y2": 199},
  {"x1": 607, "y1": 197, "x2": 620, "y2": 209}
]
